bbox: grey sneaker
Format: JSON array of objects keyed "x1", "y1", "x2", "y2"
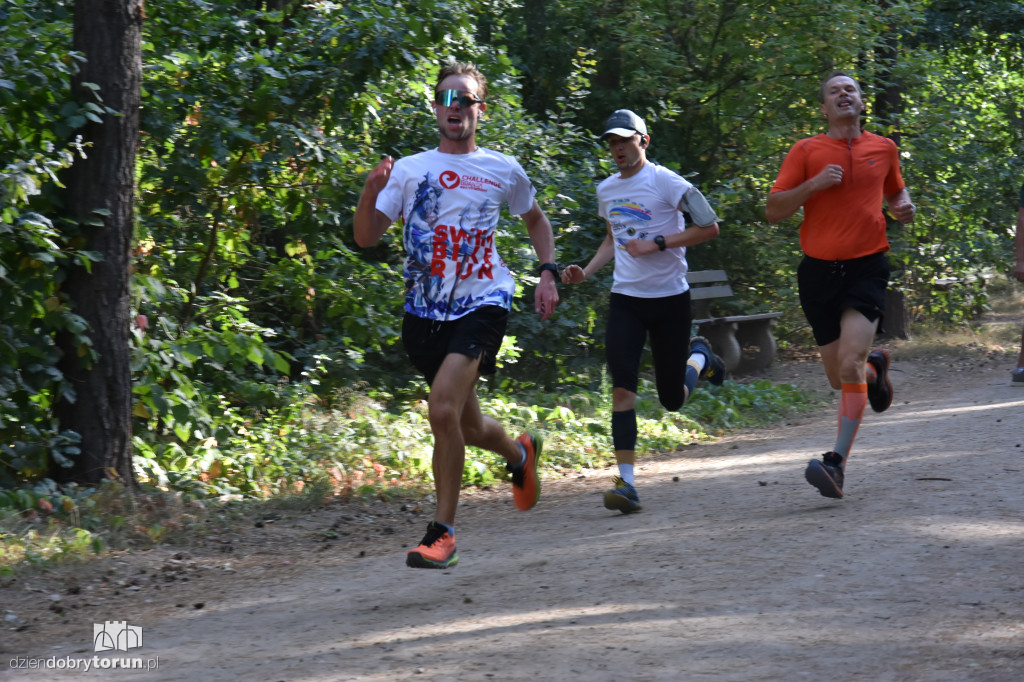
[
  {"x1": 689, "y1": 336, "x2": 726, "y2": 386},
  {"x1": 1012, "y1": 367, "x2": 1024, "y2": 385},
  {"x1": 603, "y1": 476, "x2": 642, "y2": 514},
  {"x1": 804, "y1": 452, "x2": 845, "y2": 499}
]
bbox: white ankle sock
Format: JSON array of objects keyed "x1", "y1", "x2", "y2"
[{"x1": 688, "y1": 352, "x2": 707, "y2": 373}]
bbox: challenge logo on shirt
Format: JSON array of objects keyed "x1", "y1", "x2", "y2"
[
  {"x1": 438, "y1": 170, "x2": 503, "y2": 193},
  {"x1": 446, "y1": 172, "x2": 503, "y2": 193},
  {"x1": 439, "y1": 170, "x2": 460, "y2": 189}
]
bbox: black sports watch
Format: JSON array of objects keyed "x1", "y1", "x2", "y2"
[
  {"x1": 654, "y1": 235, "x2": 667, "y2": 251},
  {"x1": 538, "y1": 262, "x2": 560, "y2": 278}
]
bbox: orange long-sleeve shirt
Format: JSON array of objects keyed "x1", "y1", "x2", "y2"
[{"x1": 770, "y1": 131, "x2": 905, "y2": 261}]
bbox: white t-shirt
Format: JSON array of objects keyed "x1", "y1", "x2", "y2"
[
  {"x1": 376, "y1": 148, "x2": 536, "y2": 321},
  {"x1": 598, "y1": 162, "x2": 701, "y2": 298}
]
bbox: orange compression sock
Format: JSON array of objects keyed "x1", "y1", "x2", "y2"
[{"x1": 833, "y1": 382, "x2": 868, "y2": 460}]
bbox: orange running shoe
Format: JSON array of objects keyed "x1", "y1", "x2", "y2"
[
  {"x1": 509, "y1": 432, "x2": 542, "y2": 511},
  {"x1": 406, "y1": 522, "x2": 458, "y2": 569}
]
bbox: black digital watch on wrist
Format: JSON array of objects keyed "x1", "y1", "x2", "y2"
[
  {"x1": 654, "y1": 235, "x2": 667, "y2": 251},
  {"x1": 538, "y1": 262, "x2": 560, "y2": 278}
]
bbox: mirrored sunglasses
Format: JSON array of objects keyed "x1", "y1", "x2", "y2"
[{"x1": 435, "y1": 89, "x2": 483, "y2": 108}]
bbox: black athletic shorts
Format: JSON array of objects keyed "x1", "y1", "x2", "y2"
[
  {"x1": 797, "y1": 252, "x2": 890, "y2": 347},
  {"x1": 605, "y1": 290, "x2": 692, "y2": 412},
  {"x1": 402, "y1": 305, "x2": 509, "y2": 385}
]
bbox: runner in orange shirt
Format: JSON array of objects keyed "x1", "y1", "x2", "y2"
[{"x1": 766, "y1": 70, "x2": 916, "y2": 499}]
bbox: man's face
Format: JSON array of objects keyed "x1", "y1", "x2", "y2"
[
  {"x1": 433, "y1": 74, "x2": 486, "y2": 144},
  {"x1": 605, "y1": 133, "x2": 645, "y2": 176},
  {"x1": 820, "y1": 76, "x2": 864, "y2": 122}
]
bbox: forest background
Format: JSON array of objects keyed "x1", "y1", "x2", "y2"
[{"x1": 1, "y1": 0, "x2": 1023, "y2": 551}]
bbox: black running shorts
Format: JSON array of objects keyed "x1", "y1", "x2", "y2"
[
  {"x1": 402, "y1": 305, "x2": 509, "y2": 385},
  {"x1": 797, "y1": 252, "x2": 890, "y2": 347}
]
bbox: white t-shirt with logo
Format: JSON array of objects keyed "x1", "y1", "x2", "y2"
[
  {"x1": 598, "y1": 162, "x2": 696, "y2": 298},
  {"x1": 376, "y1": 148, "x2": 536, "y2": 321}
]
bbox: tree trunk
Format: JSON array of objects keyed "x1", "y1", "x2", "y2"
[
  {"x1": 872, "y1": 0, "x2": 909, "y2": 341},
  {"x1": 882, "y1": 288, "x2": 911, "y2": 341},
  {"x1": 53, "y1": 0, "x2": 143, "y2": 486}
]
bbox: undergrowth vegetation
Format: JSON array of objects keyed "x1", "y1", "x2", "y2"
[{"x1": 0, "y1": 375, "x2": 825, "y2": 571}]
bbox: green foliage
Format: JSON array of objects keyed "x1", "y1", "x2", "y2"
[
  {"x1": 2, "y1": 374, "x2": 819, "y2": 523},
  {"x1": 0, "y1": 478, "x2": 217, "y2": 569},
  {"x1": 501, "y1": 0, "x2": 1024, "y2": 332},
  {"x1": 892, "y1": 24, "x2": 1024, "y2": 324},
  {"x1": 0, "y1": 0, "x2": 101, "y2": 484},
  {"x1": 0, "y1": 525, "x2": 101, "y2": 569},
  {"x1": 1, "y1": 0, "x2": 1022, "y2": 498}
]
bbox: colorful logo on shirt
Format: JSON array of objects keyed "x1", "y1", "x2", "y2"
[
  {"x1": 438, "y1": 169, "x2": 504, "y2": 194},
  {"x1": 402, "y1": 168, "x2": 512, "y2": 320},
  {"x1": 608, "y1": 202, "x2": 652, "y2": 221},
  {"x1": 440, "y1": 170, "x2": 460, "y2": 189}
]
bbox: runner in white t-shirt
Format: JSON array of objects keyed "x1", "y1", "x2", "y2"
[
  {"x1": 561, "y1": 109, "x2": 724, "y2": 514},
  {"x1": 354, "y1": 61, "x2": 559, "y2": 569}
]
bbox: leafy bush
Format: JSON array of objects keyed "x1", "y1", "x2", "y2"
[{"x1": 2, "y1": 0, "x2": 1022, "y2": 495}]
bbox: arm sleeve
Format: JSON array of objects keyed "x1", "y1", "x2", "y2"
[
  {"x1": 882, "y1": 140, "x2": 906, "y2": 196},
  {"x1": 770, "y1": 141, "x2": 806, "y2": 193},
  {"x1": 680, "y1": 186, "x2": 719, "y2": 227},
  {"x1": 506, "y1": 159, "x2": 538, "y2": 216}
]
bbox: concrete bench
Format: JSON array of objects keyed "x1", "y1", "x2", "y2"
[{"x1": 688, "y1": 270, "x2": 783, "y2": 375}]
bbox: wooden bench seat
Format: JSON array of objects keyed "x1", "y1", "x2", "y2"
[{"x1": 688, "y1": 270, "x2": 783, "y2": 375}]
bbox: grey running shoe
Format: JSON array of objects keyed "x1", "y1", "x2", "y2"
[
  {"x1": 603, "y1": 476, "x2": 642, "y2": 514},
  {"x1": 866, "y1": 349, "x2": 893, "y2": 412},
  {"x1": 690, "y1": 336, "x2": 726, "y2": 386},
  {"x1": 1012, "y1": 367, "x2": 1024, "y2": 385},
  {"x1": 804, "y1": 452, "x2": 845, "y2": 499}
]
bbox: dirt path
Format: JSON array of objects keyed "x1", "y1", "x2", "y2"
[{"x1": 3, "y1": 347, "x2": 1024, "y2": 681}]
